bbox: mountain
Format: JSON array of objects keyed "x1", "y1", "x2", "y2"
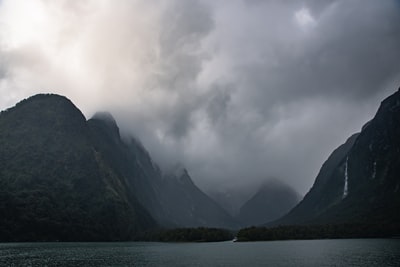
[
  {"x1": 87, "y1": 112, "x2": 168, "y2": 226},
  {"x1": 0, "y1": 94, "x2": 237, "y2": 241},
  {"x1": 89, "y1": 113, "x2": 238, "y2": 228},
  {"x1": 209, "y1": 188, "x2": 253, "y2": 217},
  {"x1": 270, "y1": 134, "x2": 358, "y2": 225},
  {"x1": 237, "y1": 180, "x2": 300, "y2": 226},
  {"x1": 160, "y1": 166, "x2": 239, "y2": 228},
  {"x1": 0, "y1": 94, "x2": 156, "y2": 241},
  {"x1": 272, "y1": 88, "x2": 400, "y2": 226}
]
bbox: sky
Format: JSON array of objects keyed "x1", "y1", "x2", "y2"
[{"x1": 0, "y1": 0, "x2": 399, "y2": 196}]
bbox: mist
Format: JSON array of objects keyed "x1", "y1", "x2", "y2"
[{"x1": 1, "y1": 0, "x2": 399, "y2": 195}]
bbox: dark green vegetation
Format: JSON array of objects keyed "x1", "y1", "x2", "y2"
[
  {"x1": 154, "y1": 227, "x2": 234, "y2": 242},
  {"x1": 0, "y1": 95, "x2": 156, "y2": 241},
  {"x1": 270, "y1": 88, "x2": 400, "y2": 227},
  {"x1": 0, "y1": 94, "x2": 236, "y2": 242},
  {"x1": 237, "y1": 224, "x2": 400, "y2": 241}
]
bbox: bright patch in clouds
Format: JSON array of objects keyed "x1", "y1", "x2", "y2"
[
  {"x1": 0, "y1": 0, "x2": 48, "y2": 49},
  {"x1": 294, "y1": 7, "x2": 315, "y2": 28}
]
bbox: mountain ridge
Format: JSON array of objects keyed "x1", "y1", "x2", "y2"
[
  {"x1": 0, "y1": 93, "x2": 238, "y2": 241},
  {"x1": 237, "y1": 179, "x2": 300, "y2": 226},
  {"x1": 0, "y1": 94, "x2": 157, "y2": 241},
  {"x1": 271, "y1": 88, "x2": 400, "y2": 226}
]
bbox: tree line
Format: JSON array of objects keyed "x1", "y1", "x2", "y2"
[{"x1": 236, "y1": 223, "x2": 400, "y2": 241}]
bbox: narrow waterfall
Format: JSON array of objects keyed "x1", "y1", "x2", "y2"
[
  {"x1": 372, "y1": 161, "x2": 377, "y2": 179},
  {"x1": 343, "y1": 157, "x2": 349, "y2": 199}
]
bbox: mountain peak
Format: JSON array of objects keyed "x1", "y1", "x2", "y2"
[
  {"x1": 237, "y1": 179, "x2": 300, "y2": 226},
  {"x1": 14, "y1": 94, "x2": 78, "y2": 111},
  {"x1": 166, "y1": 164, "x2": 194, "y2": 185},
  {"x1": 379, "y1": 89, "x2": 400, "y2": 113},
  {"x1": 92, "y1": 111, "x2": 118, "y2": 127},
  {"x1": 1, "y1": 93, "x2": 87, "y2": 133},
  {"x1": 90, "y1": 111, "x2": 120, "y2": 139},
  {"x1": 20, "y1": 93, "x2": 68, "y2": 101}
]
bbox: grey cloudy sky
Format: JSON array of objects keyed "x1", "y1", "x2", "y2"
[{"x1": 1, "y1": 0, "x2": 399, "y2": 195}]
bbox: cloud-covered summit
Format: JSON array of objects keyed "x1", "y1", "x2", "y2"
[{"x1": 1, "y1": 0, "x2": 399, "y2": 195}]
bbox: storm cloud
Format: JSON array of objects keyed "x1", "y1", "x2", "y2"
[{"x1": 1, "y1": 0, "x2": 399, "y2": 195}]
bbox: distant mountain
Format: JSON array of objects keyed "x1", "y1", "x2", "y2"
[
  {"x1": 160, "y1": 166, "x2": 239, "y2": 228},
  {"x1": 0, "y1": 94, "x2": 237, "y2": 241},
  {"x1": 209, "y1": 188, "x2": 253, "y2": 217},
  {"x1": 237, "y1": 180, "x2": 300, "y2": 226},
  {"x1": 89, "y1": 113, "x2": 238, "y2": 229},
  {"x1": 0, "y1": 94, "x2": 156, "y2": 241},
  {"x1": 272, "y1": 88, "x2": 400, "y2": 226}
]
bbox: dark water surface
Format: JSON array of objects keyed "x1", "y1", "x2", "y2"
[{"x1": 1, "y1": 239, "x2": 399, "y2": 266}]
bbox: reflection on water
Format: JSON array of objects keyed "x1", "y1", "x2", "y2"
[{"x1": 1, "y1": 239, "x2": 400, "y2": 267}]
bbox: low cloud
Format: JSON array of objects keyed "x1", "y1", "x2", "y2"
[{"x1": 0, "y1": 0, "x2": 399, "y2": 195}]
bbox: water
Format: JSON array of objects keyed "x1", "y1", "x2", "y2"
[{"x1": 1, "y1": 239, "x2": 399, "y2": 266}]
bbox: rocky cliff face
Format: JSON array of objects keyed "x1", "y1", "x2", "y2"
[
  {"x1": 0, "y1": 94, "x2": 237, "y2": 242},
  {"x1": 272, "y1": 88, "x2": 400, "y2": 226},
  {"x1": 89, "y1": 115, "x2": 238, "y2": 229}
]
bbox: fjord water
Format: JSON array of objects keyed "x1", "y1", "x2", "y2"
[{"x1": 1, "y1": 239, "x2": 399, "y2": 267}]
